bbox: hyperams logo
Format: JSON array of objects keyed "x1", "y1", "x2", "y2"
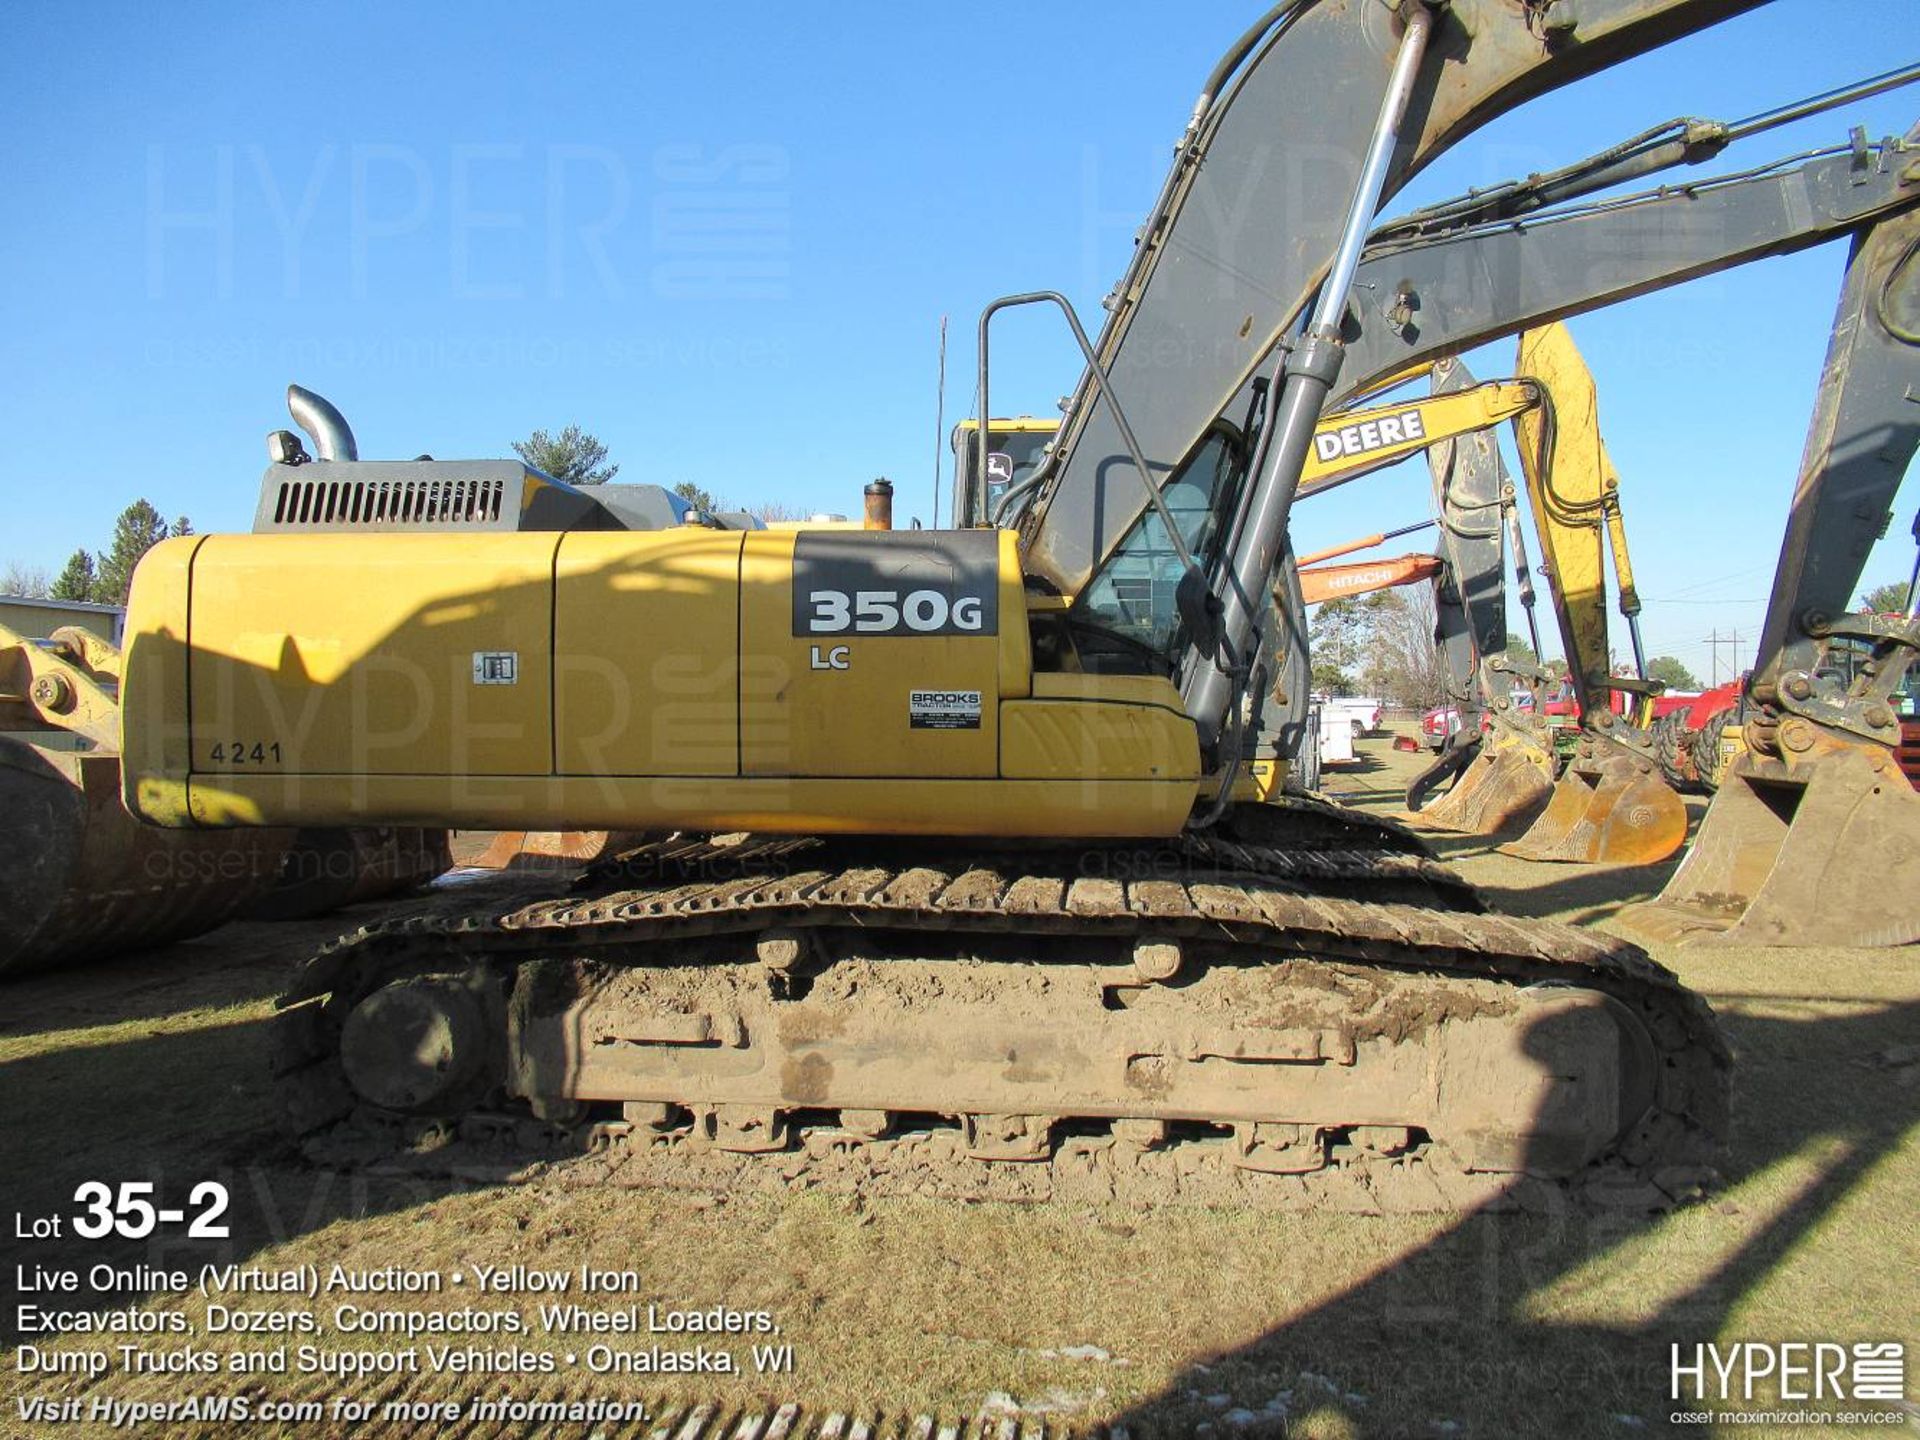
[
  {"x1": 793, "y1": 531, "x2": 999, "y2": 638},
  {"x1": 1671, "y1": 1340, "x2": 1906, "y2": 1405}
]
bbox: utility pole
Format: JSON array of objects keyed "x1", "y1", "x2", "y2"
[
  {"x1": 930, "y1": 315, "x2": 949, "y2": 528},
  {"x1": 1701, "y1": 628, "x2": 1745, "y2": 686}
]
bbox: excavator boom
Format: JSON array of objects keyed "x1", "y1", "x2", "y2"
[{"x1": 1021, "y1": 0, "x2": 1768, "y2": 600}]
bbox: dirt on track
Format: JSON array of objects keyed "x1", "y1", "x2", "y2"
[{"x1": 3, "y1": 731, "x2": 1916, "y2": 1440}]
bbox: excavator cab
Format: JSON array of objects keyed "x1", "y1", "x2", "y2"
[{"x1": 949, "y1": 418, "x2": 1058, "y2": 529}]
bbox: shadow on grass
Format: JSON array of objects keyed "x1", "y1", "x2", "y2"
[
  {"x1": 0, "y1": 876, "x2": 543, "y2": 1343},
  {"x1": 1106, "y1": 997, "x2": 1920, "y2": 1438},
  {"x1": 0, "y1": 1015, "x2": 497, "y2": 1347}
]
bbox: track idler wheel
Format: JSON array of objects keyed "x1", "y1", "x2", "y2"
[
  {"x1": 1617, "y1": 734, "x2": 1920, "y2": 947},
  {"x1": 337, "y1": 975, "x2": 502, "y2": 1116},
  {"x1": 1500, "y1": 749, "x2": 1688, "y2": 865}
]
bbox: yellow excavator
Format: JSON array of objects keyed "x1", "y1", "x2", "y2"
[
  {"x1": 1393, "y1": 324, "x2": 1691, "y2": 864},
  {"x1": 1497, "y1": 324, "x2": 1690, "y2": 864},
  {"x1": 108, "y1": 3, "x2": 1920, "y2": 1207}
]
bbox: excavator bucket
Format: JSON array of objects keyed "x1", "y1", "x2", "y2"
[
  {"x1": 1499, "y1": 750, "x2": 1690, "y2": 865},
  {"x1": 0, "y1": 738, "x2": 290, "y2": 979},
  {"x1": 1618, "y1": 742, "x2": 1920, "y2": 947},
  {"x1": 243, "y1": 826, "x2": 453, "y2": 921},
  {"x1": 454, "y1": 830, "x2": 654, "y2": 871},
  {"x1": 1403, "y1": 736, "x2": 1555, "y2": 835}
]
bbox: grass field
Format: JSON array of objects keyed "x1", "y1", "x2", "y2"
[{"x1": 2, "y1": 731, "x2": 1915, "y2": 1438}]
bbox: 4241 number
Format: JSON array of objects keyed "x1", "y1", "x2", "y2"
[{"x1": 208, "y1": 740, "x2": 281, "y2": 764}]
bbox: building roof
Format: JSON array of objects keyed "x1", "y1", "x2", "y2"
[{"x1": 0, "y1": 594, "x2": 126, "y2": 616}]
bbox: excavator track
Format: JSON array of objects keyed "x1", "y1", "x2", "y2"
[{"x1": 273, "y1": 810, "x2": 1726, "y2": 1214}]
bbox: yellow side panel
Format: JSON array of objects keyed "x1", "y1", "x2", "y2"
[
  {"x1": 739, "y1": 530, "x2": 1009, "y2": 778},
  {"x1": 119, "y1": 535, "x2": 201, "y2": 823},
  {"x1": 192, "y1": 773, "x2": 1196, "y2": 839},
  {"x1": 554, "y1": 530, "x2": 743, "y2": 777},
  {"x1": 1029, "y1": 673, "x2": 1186, "y2": 707},
  {"x1": 186, "y1": 533, "x2": 556, "y2": 777},
  {"x1": 1001, "y1": 674, "x2": 1198, "y2": 783}
]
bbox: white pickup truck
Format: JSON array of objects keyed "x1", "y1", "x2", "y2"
[{"x1": 1317, "y1": 695, "x2": 1383, "y2": 743}]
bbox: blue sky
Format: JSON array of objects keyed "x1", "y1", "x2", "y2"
[{"x1": 1, "y1": 0, "x2": 1913, "y2": 685}]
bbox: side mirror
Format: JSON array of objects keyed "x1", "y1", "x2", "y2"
[{"x1": 1176, "y1": 565, "x2": 1225, "y2": 660}]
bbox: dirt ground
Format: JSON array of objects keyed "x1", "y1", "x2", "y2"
[{"x1": 3, "y1": 731, "x2": 1916, "y2": 1439}]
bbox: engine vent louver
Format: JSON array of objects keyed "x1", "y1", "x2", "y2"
[{"x1": 271, "y1": 475, "x2": 507, "y2": 528}]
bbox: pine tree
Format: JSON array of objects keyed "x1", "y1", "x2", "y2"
[
  {"x1": 1859, "y1": 580, "x2": 1908, "y2": 615},
  {"x1": 95, "y1": 501, "x2": 171, "y2": 606},
  {"x1": 50, "y1": 550, "x2": 97, "y2": 602},
  {"x1": 511, "y1": 425, "x2": 619, "y2": 486},
  {"x1": 672, "y1": 480, "x2": 719, "y2": 512}
]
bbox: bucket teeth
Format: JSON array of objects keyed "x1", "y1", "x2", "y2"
[
  {"x1": 1499, "y1": 751, "x2": 1688, "y2": 865},
  {"x1": 1619, "y1": 743, "x2": 1920, "y2": 947}
]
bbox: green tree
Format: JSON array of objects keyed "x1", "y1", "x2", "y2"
[
  {"x1": 171, "y1": 516, "x2": 193, "y2": 538},
  {"x1": 1309, "y1": 589, "x2": 1446, "y2": 709},
  {"x1": 672, "y1": 481, "x2": 719, "y2": 513},
  {"x1": 95, "y1": 500, "x2": 172, "y2": 606},
  {"x1": 1503, "y1": 630, "x2": 1539, "y2": 667},
  {"x1": 512, "y1": 425, "x2": 618, "y2": 486},
  {"x1": 50, "y1": 550, "x2": 97, "y2": 602},
  {"x1": 1308, "y1": 595, "x2": 1375, "y2": 681},
  {"x1": 1647, "y1": 654, "x2": 1700, "y2": 691},
  {"x1": 1859, "y1": 579, "x2": 1909, "y2": 615},
  {"x1": 1310, "y1": 661, "x2": 1352, "y2": 696}
]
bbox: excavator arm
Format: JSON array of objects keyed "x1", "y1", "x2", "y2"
[
  {"x1": 1403, "y1": 356, "x2": 1561, "y2": 829},
  {"x1": 1336, "y1": 141, "x2": 1918, "y2": 398},
  {"x1": 1170, "y1": 134, "x2": 1916, "y2": 786},
  {"x1": 1623, "y1": 203, "x2": 1920, "y2": 945},
  {"x1": 1498, "y1": 323, "x2": 1690, "y2": 864},
  {"x1": 1019, "y1": 0, "x2": 1768, "y2": 600}
]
